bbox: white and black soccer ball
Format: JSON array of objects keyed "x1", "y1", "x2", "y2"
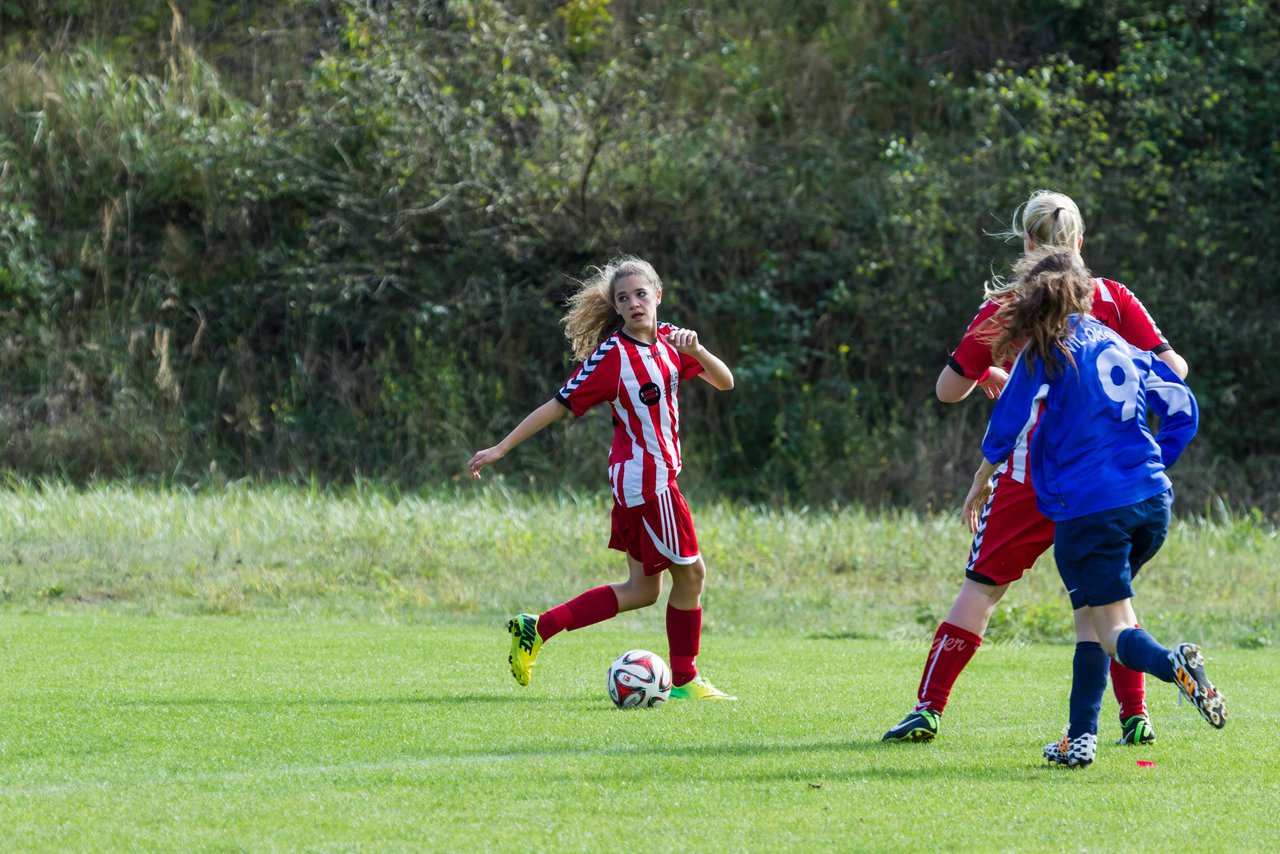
[{"x1": 606, "y1": 649, "x2": 672, "y2": 709}]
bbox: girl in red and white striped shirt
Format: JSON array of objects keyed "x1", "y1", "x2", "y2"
[{"x1": 468, "y1": 256, "x2": 737, "y2": 700}]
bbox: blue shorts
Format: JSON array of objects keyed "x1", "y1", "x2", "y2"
[{"x1": 1053, "y1": 489, "x2": 1172, "y2": 610}]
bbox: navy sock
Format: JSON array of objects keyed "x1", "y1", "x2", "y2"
[
  {"x1": 1068, "y1": 641, "x2": 1109, "y2": 739},
  {"x1": 1116, "y1": 628, "x2": 1175, "y2": 683}
]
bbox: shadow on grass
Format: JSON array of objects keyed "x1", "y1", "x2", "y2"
[
  {"x1": 402, "y1": 738, "x2": 894, "y2": 764},
  {"x1": 718, "y1": 746, "x2": 1053, "y2": 784},
  {"x1": 115, "y1": 693, "x2": 605, "y2": 709}
]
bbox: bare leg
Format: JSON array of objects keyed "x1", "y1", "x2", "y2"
[
  {"x1": 942, "y1": 578, "x2": 1010, "y2": 635},
  {"x1": 1086, "y1": 600, "x2": 1141, "y2": 657},
  {"x1": 1073, "y1": 607, "x2": 1100, "y2": 644},
  {"x1": 610, "y1": 554, "x2": 662, "y2": 612},
  {"x1": 667, "y1": 556, "x2": 706, "y2": 611}
]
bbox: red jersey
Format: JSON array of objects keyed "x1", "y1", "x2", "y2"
[
  {"x1": 949, "y1": 277, "x2": 1169, "y2": 379},
  {"x1": 555, "y1": 323, "x2": 705, "y2": 508},
  {"x1": 949, "y1": 277, "x2": 1170, "y2": 484}
]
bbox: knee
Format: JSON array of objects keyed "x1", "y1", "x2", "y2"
[
  {"x1": 636, "y1": 584, "x2": 661, "y2": 608},
  {"x1": 672, "y1": 559, "x2": 706, "y2": 593},
  {"x1": 946, "y1": 580, "x2": 1007, "y2": 631},
  {"x1": 617, "y1": 577, "x2": 661, "y2": 609},
  {"x1": 979, "y1": 582, "x2": 1010, "y2": 604},
  {"x1": 687, "y1": 559, "x2": 707, "y2": 587}
]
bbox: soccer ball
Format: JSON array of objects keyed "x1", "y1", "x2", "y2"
[{"x1": 606, "y1": 649, "x2": 672, "y2": 709}]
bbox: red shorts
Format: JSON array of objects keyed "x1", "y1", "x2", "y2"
[
  {"x1": 609, "y1": 484, "x2": 701, "y2": 576},
  {"x1": 965, "y1": 469, "x2": 1055, "y2": 585}
]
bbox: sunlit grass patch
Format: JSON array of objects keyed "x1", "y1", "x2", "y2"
[{"x1": 0, "y1": 481, "x2": 1275, "y2": 645}]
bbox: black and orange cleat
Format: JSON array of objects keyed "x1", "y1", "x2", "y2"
[{"x1": 1170, "y1": 643, "x2": 1227, "y2": 729}]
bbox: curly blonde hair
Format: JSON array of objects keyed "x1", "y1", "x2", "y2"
[{"x1": 561, "y1": 256, "x2": 662, "y2": 360}]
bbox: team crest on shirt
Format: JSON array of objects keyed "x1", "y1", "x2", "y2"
[{"x1": 639, "y1": 381, "x2": 662, "y2": 406}]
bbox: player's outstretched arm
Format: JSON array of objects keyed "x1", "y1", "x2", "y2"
[
  {"x1": 664, "y1": 327, "x2": 734, "y2": 391},
  {"x1": 467, "y1": 398, "x2": 568, "y2": 479}
]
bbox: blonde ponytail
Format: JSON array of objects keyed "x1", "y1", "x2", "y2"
[
  {"x1": 561, "y1": 256, "x2": 663, "y2": 361},
  {"x1": 1019, "y1": 190, "x2": 1085, "y2": 250},
  {"x1": 987, "y1": 190, "x2": 1087, "y2": 298}
]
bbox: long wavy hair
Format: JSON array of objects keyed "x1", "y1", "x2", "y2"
[
  {"x1": 984, "y1": 248, "x2": 1095, "y2": 377},
  {"x1": 561, "y1": 256, "x2": 662, "y2": 361}
]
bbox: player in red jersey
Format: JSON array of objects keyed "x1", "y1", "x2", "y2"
[
  {"x1": 883, "y1": 191, "x2": 1190, "y2": 745},
  {"x1": 468, "y1": 256, "x2": 738, "y2": 700}
]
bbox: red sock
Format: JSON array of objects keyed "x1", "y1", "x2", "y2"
[
  {"x1": 915, "y1": 621, "x2": 983, "y2": 714},
  {"x1": 1111, "y1": 624, "x2": 1148, "y2": 719},
  {"x1": 537, "y1": 586, "x2": 619, "y2": 642},
  {"x1": 666, "y1": 604, "x2": 701, "y2": 687}
]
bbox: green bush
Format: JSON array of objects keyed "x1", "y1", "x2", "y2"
[{"x1": 0, "y1": 1, "x2": 1275, "y2": 514}]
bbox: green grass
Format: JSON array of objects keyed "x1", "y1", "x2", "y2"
[
  {"x1": 1, "y1": 617, "x2": 1276, "y2": 850},
  {"x1": 1, "y1": 483, "x2": 1277, "y2": 848},
  {"x1": 2, "y1": 482, "x2": 1277, "y2": 645}
]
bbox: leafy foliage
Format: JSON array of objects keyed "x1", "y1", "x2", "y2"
[{"x1": 0, "y1": 0, "x2": 1276, "y2": 511}]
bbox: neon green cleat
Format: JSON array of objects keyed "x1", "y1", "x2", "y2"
[
  {"x1": 882, "y1": 709, "x2": 941, "y2": 742},
  {"x1": 1116, "y1": 714, "x2": 1156, "y2": 746},
  {"x1": 669, "y1": 675, "x2": 736, "y2": 700},
  {"x1": 507, "y1": 614, "x2": 542, "y2": 686}
]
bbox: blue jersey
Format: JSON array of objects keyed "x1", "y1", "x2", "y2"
[{"x1": 981, "y1": 316, "x2": 1198, "y2": 521}]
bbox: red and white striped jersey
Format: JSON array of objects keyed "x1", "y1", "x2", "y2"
[{"x1": 555, "y1": 323, "x2": 705, "y2": 507}]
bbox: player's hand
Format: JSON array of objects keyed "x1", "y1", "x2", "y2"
[
  {"x1": 467, "y1": 446, "x2": 505, "y2": 479},
  {"x1": 961, "y1": 472, "x2": 994, "y2": 533},
  {"x1": 977, "y1": 367, "x2": 1009, "y2": 399},
  {"x1": 663, "y1": 327, "x2": 701, "y2": 354}
]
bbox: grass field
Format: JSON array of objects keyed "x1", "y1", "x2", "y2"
[
  {"x1": 1, "y1": 618, "x2": 1276, "y2": 850},
  {"x1": 1, "y1": 484, "x2": 1277, "y2": 849},
  {"x1": 2, "y1": 483, "x2": 1276, "y2": 644}
]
